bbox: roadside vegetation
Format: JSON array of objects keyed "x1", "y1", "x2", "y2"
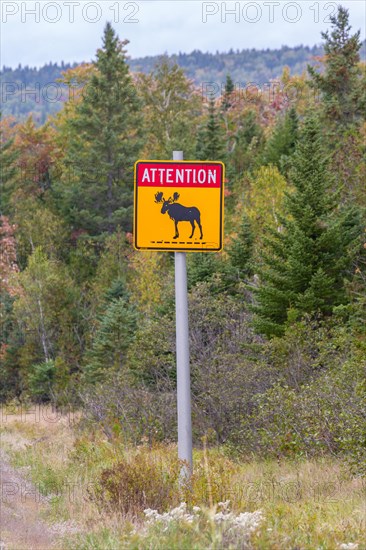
[{"x1": 1, "y1": 405, "x2": 364, "y2": 549}]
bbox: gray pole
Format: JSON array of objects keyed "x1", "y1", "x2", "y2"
[{"x1": 173, "y1": 150, "x2": 193, "y2": 482}]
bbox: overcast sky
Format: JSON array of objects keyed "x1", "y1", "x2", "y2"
[{"x1": 1, "y1": 1, "x2": 365, "y2": 68}]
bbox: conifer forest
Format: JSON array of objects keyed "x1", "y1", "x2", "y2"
[{"x1": 0, "y1": 6, "x2": 366, "y2": 549}]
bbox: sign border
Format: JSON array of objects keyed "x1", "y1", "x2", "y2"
[{"x1": 133, "y1": 160, "x2": 225, "y2": 252}]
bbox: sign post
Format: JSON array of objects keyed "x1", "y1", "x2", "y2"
[
  {"x1": 134, "y1": 154, "x2": 224, "y2": 483},
  {"x1": 173, "y1": 151, "x2": 192, "y2": 482}
]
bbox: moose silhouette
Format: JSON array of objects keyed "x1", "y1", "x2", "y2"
[{"x1": 154, "y1": 192, "x2": 203, "y2": 240}]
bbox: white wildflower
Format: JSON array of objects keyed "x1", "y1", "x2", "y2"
[
  {"x1": 143, "y1": 503, "x2": 196, "y2": 527},
  {"x1": 339, "y1": 544, "x2": 359, "y2": 550},
  {"x1": 213, "y1": 511, "x2": 233, "y2": 524},
  {"x1": 233, "y1": 510, "x2": 264, "y2": 532},
  {"x1": 143, "y1": 502, "x2": 264, "y2": 539},
  {"x1": 217, "y1": 500, "x2": 231, "y2": 511}
]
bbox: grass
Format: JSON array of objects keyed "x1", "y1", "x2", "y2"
[{"x1": 0, "y1": 403, "x2": 365, "y2": 549}]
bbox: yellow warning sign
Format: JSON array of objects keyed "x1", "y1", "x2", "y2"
[{"x1": 134, "y1": 160, "x2": 224, "y2": 252}]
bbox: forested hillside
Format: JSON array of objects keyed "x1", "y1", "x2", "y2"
[
  {"x1": 3, "y1": 41, "x2": 365, "y2": 123},
  {"x1": 0, "y1": 6, "x2": 365, "y2": 547}
]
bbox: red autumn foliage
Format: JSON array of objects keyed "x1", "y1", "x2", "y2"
[{"x1": 0, "y1": 216, "x2": 19, "y2": 296}]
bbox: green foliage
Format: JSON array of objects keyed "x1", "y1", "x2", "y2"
[
  {"x1": 196, "y1": 96, "x2": 226, "y2": 161},
  {"x1": 14, "y1": 247, "x2": 82, "y2": 372},
  {"x1": 221, "y1": 74, "x2": 235, "y2": 111},
  {"x1": 308, "y1": 6, "x2": 365, "y2": 129},
  {"x1": 89, "y1": 229, "x2": 130, "y2": 310},
  {"x1": 228, "y1": 110, "x2": 264, "y2": 175},
  {"x1": 1, "y1": 19, "x2": 365, "y2": 479},
  {"x1": 27, "y1": 360, "x2": 55, "y2": 402},
  {"x1": 226, "y1": 213, "x2": 254, "y2": 281},
  {"x1": 83, "y1": 297, "x2": 137, "y2": 384},
  {"x1": 14, "y1": 199, "x2": 69, "y2": 266},
  {"x1": 253, "y1": 115, "x2": 363, "y2": 337},
  {"x1": 58, "y1": 23, "x2": 143, "y2": 235},
  {"x1": 127, "y1": 313, "x2": 176, "y2": 389},
  {"x1": 244, "y1": 164, "x2": 288, "y2": 237},
  {"x1": 241, "y1": 353, "x2": 365, "y2": 471},
  {"x1": 262, "y1": 107, "x2": 298, "y2": 174},
  {"x1": 187, "y1": 253, "x2": 225, "y2": 288},
  {"x1": 188, "y1": 283, "x2": 267, "y2": 444},
  {"x1": 0, "y1": 292, "x2": 23, "y2": 401}
]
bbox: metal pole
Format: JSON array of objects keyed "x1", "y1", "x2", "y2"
[{"x1": 173, "y1": 150, "x2": 193, "y2": 482}]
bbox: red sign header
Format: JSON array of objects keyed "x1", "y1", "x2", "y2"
[{"x1": 136, "y1": 161, "x2": 223, "y2": 188}]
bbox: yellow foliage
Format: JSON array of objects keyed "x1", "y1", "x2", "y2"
[
  {"x1": 128, "y1": 251, "x2": 171, "y2": 315},
  {"x1": 245, "y1": 165, "x2": 288, "y2": 235}
]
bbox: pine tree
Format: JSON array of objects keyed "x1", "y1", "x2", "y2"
[
  {"x1": 253, "y1": 115, "x2": 363, "y2": 337},
  {"x1": 262, "y1": 107, "x2": 298, "y2": 174},
  {"x1": 308, "y1": 6, "x2": 364, "y2": 129},
  {"x1": 59, "y1": 23, "x2": 143, "y2": 236},
  {"x1": 196, "y1": 95, "x2": 226, "y2": 161}
]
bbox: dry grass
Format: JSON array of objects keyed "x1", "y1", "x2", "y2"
[{"x1": 1, "y1": 404, "x2": 365, "y2": 549}]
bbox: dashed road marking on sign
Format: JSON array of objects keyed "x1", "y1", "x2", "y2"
[{"x1": 151, "y1": 241, "x2": 208, "y2": 245}]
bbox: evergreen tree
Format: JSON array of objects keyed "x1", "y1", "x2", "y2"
[
  {"x1": 187, "y1": 253, "x2": 222, "y2": 288},
  {"x1": 262, "y1": 107, "x2": 298, "y2": 174},
  {"x1": 83, "y1": 296, "x2": 137, "y2": 383},
  {"x1": 221, "y1": 74, "x2": 235, "y2": 111},
  {"x1": 308, "y1": 6, "x2": 364, "y2": 129},
  {"x1": 227, "y1": 213, "x2": 254, "y2": 281},
  {"x1": 253, "y1": 115, "x2": 363, "y2": 337},
  {"x1": 228, "y1": 110, "x2": 264, "y2": 174},
  {"x1": 196, "y1": 95, "x2": 226, "y2": 161},
  {"x1": 59, "y1": 23, "x2": 143, "y2": 235}
]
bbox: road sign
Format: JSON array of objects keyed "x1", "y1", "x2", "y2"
[{"x1": 134, "y1": 160, "x2": 224, "y2": 252}]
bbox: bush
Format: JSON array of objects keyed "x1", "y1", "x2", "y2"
[
  {"x1": 238, "y1": 357, "x2": 366, "y2": 470},
  {"x1": 84, "y1": 282, "x2": 267, "y2": 447},
  {"x1": 91, "y1": 444, "x2": 240, "y2": 517},
  {"x1": 81, "y1": 379, "x2": 177, "y2": 445},
  {"x1": 92, "y1": 447, "x2": 180, "y2": 516}
]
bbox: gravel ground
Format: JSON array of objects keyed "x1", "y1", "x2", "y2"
[{"x1": 0, "y1": 449, "x2": 57, "y2": 550}]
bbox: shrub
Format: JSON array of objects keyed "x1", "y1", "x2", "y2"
[
  {"x1": 92, "y1": 447, "x2": 180, "y2": 515},
  {"x1": 81, "y1": 380, "x2": 177, "y2": 445},
  {"x1": 238, "y1": 357, "x2": 366, "y2": 470}
]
